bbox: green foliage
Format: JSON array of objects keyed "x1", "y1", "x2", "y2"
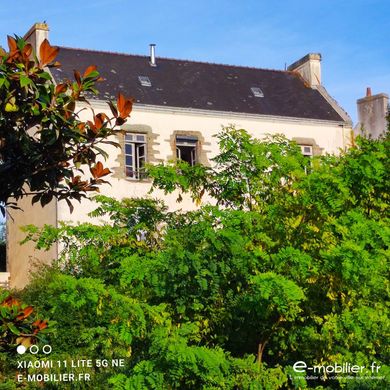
[
  {"x1": 0, "y1": 36, "x2": 133, "y2": 215},
  {"x1": 14, "y1": 126, "x2": 390, "y2": 388},
  {"x1": 148, "y1": 126, "x2": 308, "y2": 210}
]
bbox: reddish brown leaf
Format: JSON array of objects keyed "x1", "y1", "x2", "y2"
[
  {"x1": 87, "y1": 120, "x2": 97, "y2": 134},
  {"x1": 83, "y1": 65, "x2": 97, "y2": 78},
  {"x1": 94, "y1": 113, "x2": 108, "y2": 130},
  {"x1": 22, "y1": 44, "x2": 33, "y2": 58},
  {"x1": 38, "y1": 320, "x2": 48, "y2": 330},
  {"x1": 108, "y1": 101, "x2": 118, "y2": 118},
  {"x1": 69, "y1": 176, "x2": 89, "y2": 190},
  {"x1": 117, "y1": 93, "x2": 133, "y2": 119},
  {"x1": 1, "y1": 296, "x2": 20, "y2": 307},
  {"x1": 74, "y1": 70, "x2": 82, "y2": 87},
  {"x1": 32, "y1": 319, "x2": 48, "y2": 334},
  {"x1": 7, "y1": 35, "x2": 17, "y2": 53},
  {"x1": 117, "y1": 93, "x2": 125, "y2": 112},
  {"x1": 90, "y1": 161, "x2": 111, "y2": 179},
  {"x1": 39, "y1": 39, "x2": 59, "y2": 67},
  {"x1": 94, "y1": 115, "x2": 103, "y2": 131},
  {"x1": 77, "y1": 123, "x2": 86, "y2": 133},
  {"x1": 6, "y1": 36, "x2": 20, "y2": 63},
  {"x1": 55, "y1": 83, "x2": 67, "y2": 95},
  {"x1": 16, "y1": 306, "x2": 34, "y2": 320}
]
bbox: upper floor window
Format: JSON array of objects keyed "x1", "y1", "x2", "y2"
[
  {"x1": 299, "y1": 145, "x2": 313, "y2": 158},
  {"x1": 176, "y1": 135, "x2": 198, "y2": 166},
  {"x1": 125, "y1": 133, "x2": 147, "y2": 180}
]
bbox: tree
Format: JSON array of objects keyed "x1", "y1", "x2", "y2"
[
  {"x1": 0, "y1": 35, "x2": 133, "y2": 216},
  {"x1": 16, "y1": 127, "x2": 389, "y2": 389}
]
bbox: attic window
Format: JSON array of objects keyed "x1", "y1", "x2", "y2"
[
  {"x1": 138, "y1": 76, "x2": 151, "y2": 87},
  {"x1": 251, "y1": 87, "x2": 264, "y2": 98}
]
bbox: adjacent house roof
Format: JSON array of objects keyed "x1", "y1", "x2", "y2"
[{"x1": 51, "y1": 47, "x2": 345, "y2": 122}]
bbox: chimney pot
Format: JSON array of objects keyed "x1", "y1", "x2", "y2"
[{"x1": 366, "y1": 87, "x2": 372, "y2": 97}]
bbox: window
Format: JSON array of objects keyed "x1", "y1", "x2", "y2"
[
  {"x1": 176, "y1": 135, "x2": 198, "y2": 166},
  {"x1": 125, "y1": 133, "x2": 147, "y2": 179},
  {"x1": 299, "y1": 145, "x2": 313, "y2": 158},
  {"x1": 138, "y1": 76, "x2": 151, "y2": 87},
  {"x1": 251, "y1": 87, "x2": 264, "y2": 97}
]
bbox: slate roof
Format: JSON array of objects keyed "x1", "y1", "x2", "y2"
[{"x1": 51, "y1": 47, "x2": 345, "y2": 122}]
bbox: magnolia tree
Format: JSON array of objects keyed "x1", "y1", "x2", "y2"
[
  {"x1": 0, "y1": 36, "x2": 133, "y2": 215},
  {"x1": 0, "y1": 35, "x2": 133, "y2": 387}
]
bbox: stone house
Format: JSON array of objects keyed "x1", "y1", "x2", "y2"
[{"x1": 4, "y1": 23, "x2": 353, "y2": 288}]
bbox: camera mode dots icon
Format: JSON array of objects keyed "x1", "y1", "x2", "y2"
[{"x1": 17, "y1": 345, "x2": 27, "y2": 354}]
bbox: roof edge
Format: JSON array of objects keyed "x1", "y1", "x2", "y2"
[
  {"x1": 314, "y1": 85, "x2": 352, "y2": 125},
  {"x1": 57, "y1": 45, "x2": 289, "y2": 74}
]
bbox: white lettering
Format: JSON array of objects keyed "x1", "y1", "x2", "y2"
[{"x1": 293, "y1": 361, "x2": 307, "y2": 373}]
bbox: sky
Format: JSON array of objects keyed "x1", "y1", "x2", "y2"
[{"x1": 0, "y1": 0, "x2": 389, "y2": 124}]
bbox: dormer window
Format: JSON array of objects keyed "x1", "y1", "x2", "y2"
[
  {"x1": 138, "y1": 76, "x2": 151, "y2": 87},
  {"x1": 251, "y1": 87, "x2": 264, "y2": 98}
]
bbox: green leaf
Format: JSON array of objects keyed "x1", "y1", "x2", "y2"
[
  {"x1": 8, "y1": 322, "x2": 21, "y2": 335},
  {"x1": 20, "y1": 74, "x2": 32, "y2": 88}
]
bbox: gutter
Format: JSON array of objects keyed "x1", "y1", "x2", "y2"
[{"x1": 83, "y1": 99, "x2": 351, "y2": 127}]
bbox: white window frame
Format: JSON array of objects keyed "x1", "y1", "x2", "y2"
[
  {"x1": 125, "y1": 133, "x2": 147, "y2": 180},
  {"x1": 176, "y1": 135, "x2": 198, "y2": 166},
  {"x1": 299, "y1": 145, "x2": 313, "y2": 157},
  {"x1": 138, "y1": 76, "x2": 151, "y2": 87},
  {"x1": 251, "y1": 87, "x2": 264, "y2": 98}
]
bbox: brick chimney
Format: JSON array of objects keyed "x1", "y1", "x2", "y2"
[
  {"x1": 356, "y1": 89, "x2": 388, "y2": 139},
  {"x1": 23, "y1": 23, "x2": 49, "y2": 59},
  {"x1": 288, "y1": 53, "x2": 321, "y2": 88}
]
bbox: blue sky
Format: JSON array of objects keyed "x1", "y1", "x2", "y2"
[{"x1": 0, "y1": 0, "x2": 389, "y2": 124}]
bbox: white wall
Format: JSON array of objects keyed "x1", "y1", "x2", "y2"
[
  {"x1": 7, "y1": 102, "x2": 351, "y2": 288},
  {"x1": 57, "y1": 102, "x2": 351, "y2": 222}
]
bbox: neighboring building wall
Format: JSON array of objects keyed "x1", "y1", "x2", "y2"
[
  {"x1": 355, "y1": 89, "x2": 389, "y2": 139},
  {"x1": 6, "y1": 196, "x2": 57, "y2": 288}
]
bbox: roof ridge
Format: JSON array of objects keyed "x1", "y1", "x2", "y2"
[{"x1": 57, "y1": 45, "x2": 288, "y2": 74}]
